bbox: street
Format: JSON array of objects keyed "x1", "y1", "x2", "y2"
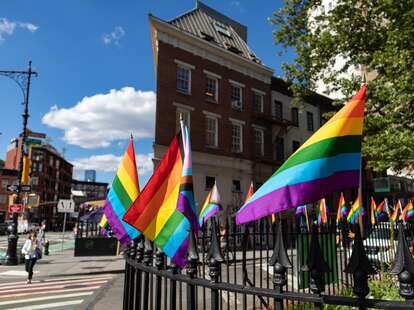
[{"x1": 0, "y1": 249, "x2": 124, "y2": 309}]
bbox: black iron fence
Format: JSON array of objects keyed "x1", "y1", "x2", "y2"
[{"x1": 123, "y1": 216, "x2": 414, "y2": 309}]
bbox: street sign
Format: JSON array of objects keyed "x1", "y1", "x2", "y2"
[
  {"x1": 6, "y1": 184, "x2": 32, "y2": 192},
  {"x1": 8, "y1": 204, "x2": 23, "y2": 213},
  {"x1": 57, "y1": 199, "x2": 75, "y2": 213}
]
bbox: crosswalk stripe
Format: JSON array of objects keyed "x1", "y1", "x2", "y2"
[
  {"x1": 0, "y1": 274, "x2": 113, "y2": 287},
  {"x1": 0, "y1": 285, "x2": 101, "y2": 298},
  {"x1": 0, "y1": 280, "x2": 108, "y2": 294},
  {"x1": 5, "y1": 299, "x2": 84, "y2": 310},
  {"x1": 0, "y1": 276, "x2": 112, "y2": 290},
  {"x1": 0, "y1": 291, "x2": 93, "y2": 306}
]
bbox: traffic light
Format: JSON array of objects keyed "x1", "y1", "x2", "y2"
[{"x1": 21, "y1": 155, "x2": 30, "y2": 185}]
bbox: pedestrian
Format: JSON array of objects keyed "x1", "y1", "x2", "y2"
[
  {"x1": 21, "y1": 231, "x2": 41, "y2": 284},
  {"x1": 38, "y1": 220, "x2": 46, "y2": 243}
]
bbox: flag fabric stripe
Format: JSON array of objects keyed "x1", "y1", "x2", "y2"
[
  {"x1": 277, "y1": 136, "x2": 361, "y2": 174},
  {"x1": 336, "y1": 193, "x2": 347, "y2": 224},
  {"x1": 239, "y1": 170, "x2": 359, "y2": 223},
  {"x1": 198, "y1": 183, "x2": 222, "y2": 226},
  {"x1": 111, "y1": 176, "x2": 133, "y2": 209},
  {"x1": 236, "y1": 85, "x2": 366, "y2": 225},
  {"x1": 244, "y1": 153, "x2": 360, "y2": 206},
  {"x1": 154, "y1": 211, "x2": 184, "y2": 247},
  {"x1": 103, "y1": 137, "x2": 140, "y2": 244},
  {"x1": 293, "y1": 119, "x2": 363, "y2": 157}
]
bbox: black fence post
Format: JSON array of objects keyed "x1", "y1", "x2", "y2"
[
  {"x1": 135, "y1": 236, "x2": 145, "y2": 310},
  {"x1": 269, "y1": 220, "x2": 292, "y2": 310},
  {"x1": 302, "y1": 225, "x2": 330, "y2": 310},
  {"x1": 345, "y1": 225, "x2": 376, "y2": 310},
  {"x1": 143, "y1": 239, "x2": 153, "y2": 310},
  {"x1": 186, "y1": 229, "x2": 198, "y2": 310},
  {"x1": 391, "y1": 223, "x2": 414, "y2": 304},
  {"x1": 123, "y1": 242, "x2": 132, "y2": 310},
  {"x1": 128, "y1": 240, "x2": 137, "y2": 310},
  {"x1": 155, "y1": 250, "x2": 165, "y2": 310},
  {"x1": 208, "y1": 218, "x2": 224, "y2": 310}
]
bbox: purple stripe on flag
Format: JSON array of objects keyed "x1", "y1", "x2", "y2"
[
  {"x1": 236, "y1": 170, "x2": 359, "y2": 225},
  {"x1": 172, "y1": 236, "x2": 189, "y2": 267},
  {"x1": 104, "y1": 201, "x2": 131, "y2": 244},
  {"x1": 177, "y1": 193, "x2": 199, "y2": 233},
  {"x1": 200, "y1": 207, "x2": 220, "y2": 225}
]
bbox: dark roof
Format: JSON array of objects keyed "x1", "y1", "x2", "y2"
[
  {"x1": 72, "y1": 179, "x2": 108, "y2": 187},
  {"x1": 169, "y1": 1, "x2": 262, "y2": 64},
  {"x1": 271, "y1": 77, "x2": 333, "y2": 109}
]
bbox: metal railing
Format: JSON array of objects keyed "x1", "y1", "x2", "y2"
[{"x1": 123, "y1": 217, "x2": 414, "y2": 310}]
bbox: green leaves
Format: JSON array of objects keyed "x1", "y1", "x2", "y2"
[{"x1": 270, "y1": 0, "x2": 414, "y2": 175}]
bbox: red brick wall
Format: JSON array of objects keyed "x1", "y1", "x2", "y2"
[{"x1": 155, "y1": 41, "x2": 274, "y2": 162}]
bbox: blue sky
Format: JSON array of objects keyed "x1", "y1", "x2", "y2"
[{"x1": 0, "y1": 0, "x2": 291, "y2": 186}]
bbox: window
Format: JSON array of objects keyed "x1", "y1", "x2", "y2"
[
  {"x1": 1, "y1": 180, "x2": 8, "y2": 190},
  {"x1": 176, "y1": 66, "x2": 191, "y2": 93},
  {"x1": 273, "y1": 100, "x2": 283, "y2": 121},
  {"x1": 176, "y1": 109, "x2": 191, "y2": 132},
  {"x1": 275, "y1": 137, "x2": 284, "y2": 162},
  {"x1": 31, "y1": 177, "x2": 38, "y2": 186},
  {"x1": 254, "y1": 128, "x2": 265, "y2": 156},
  {"x1": 205, "y1": 76, "x2": 218, "y2": 102},
  {"x1": 205, "y1": 176, "x2": 216, "y2": 190},
  {"x1": 253, "y1": 92, "x2": 264, "y2": 113},
  {"x1": 231, "y1": 123, "x2": 243, "y2": 153},
  {"x1": 206, "y1": 116, "x2": 218, "y2": 147},
  {"x1": 232, "y1": 180, "x2": 241, "y2": 193},
  {"x1": 292, "y1": 140, "x2": 301, "y2": 153},
  {"x1": 291, "y1": 107, "x2": 299, "y2": 127},
  {"x1": 231, "y1": 84, "x2": 242, "y2": 110},
  {"x1": 214, "y1": 22, "x2": 232, "y2": 37},
  {"x1": 307, "y1": 112, "x2": 314, "y2": 131},
  {"x1": 0, "y1": 195, "x2": 7, "y2": 204}
]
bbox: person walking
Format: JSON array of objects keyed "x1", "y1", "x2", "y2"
[{"x1": 21, "y1": 232, "x2": 41, "y2": 284}]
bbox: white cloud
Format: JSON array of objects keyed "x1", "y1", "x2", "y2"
[
  {"x1": 42, "y1": 87, "x2": 156, "y2": 148},
  {"x1": 71, "y1": 153, "x2": 153, "y2": 176},
  {"x1": 0, "y1": 18, "x2": 38, "y2": 42},
  {"x1": 102, "y1": 26, "x2": 125, "y2": 45}
]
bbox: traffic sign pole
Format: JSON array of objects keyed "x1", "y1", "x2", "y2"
[{"x1": 61, "y1": 212, "x2": 67, "y2": 251}]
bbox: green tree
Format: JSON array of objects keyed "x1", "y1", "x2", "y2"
[
  {"x1": 270, "y1": 0, "x2": 414, "y2": 174},
  {"x1": 0, "y1": 159, "x2": 4, "y2": 169}
]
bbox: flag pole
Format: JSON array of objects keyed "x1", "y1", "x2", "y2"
[
  {"x1": 304, "y1": 205, "x2": 310, "y2": 232},
  {"x1": 358, "y1": 81, "x2": 366, "y2": 236}
]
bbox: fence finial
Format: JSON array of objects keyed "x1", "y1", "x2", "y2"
[
  {"x1": 302, "y1": 224, "x2": 330, "y2": 295},
  {"x1": 345, "y1": 225, "x2": 376, "y2": 299},
  {"x1": 391, "y1": 223, "x2": 414, "y2": 300}
]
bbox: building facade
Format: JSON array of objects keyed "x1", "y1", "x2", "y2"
[
  {"x1": 71, "y1": 179, "x2": 108, "y2": 201},
  {"x1": 0, "y1": 169, "x2": 18, "y2": 221},
  {"x1": 150, "y1": 2, "x2": 333, "y2": 216}
]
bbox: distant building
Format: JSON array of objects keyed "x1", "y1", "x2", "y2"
[
  {"x1": 149, "y1": 1, "x2": 334, "y2": 215},
  {"x1": 84, "y1": 170, "x2": 96, "y2": 182},
  {"x1": 4, "y1": 136, "x2": 73, "y2": 227},
  {"x1": 0, "y1": 168, "x2": 18, "y2": 221},
  {"x1": 71, "y1": 179, "x2": 108, "y2": 201}
]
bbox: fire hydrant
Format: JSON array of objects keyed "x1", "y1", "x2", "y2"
[{"x1": 44, "y1": 240, "x2": 50, "y2": 256}]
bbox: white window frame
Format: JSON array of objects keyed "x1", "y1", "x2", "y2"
[
  {"x1": 175, "y1": 60, "x2": 194, "y2": 95},
  {"x1": 231, "y1": 122, "x2": 243, "y2": 153},
  {"x1": 253, "y1": 91, "x2": 264, "y2": 113},
  {"x1": 205, "y1": 75, "x2": 219, "y2": 102},
  {"x1": 205, "y1": 116, "x2": 218, "y2": 148},
  {"x1": 230, "y1": 83, "x2": 243, "y2": 111},
  {"x1": 253, "y1": 127, "x2": 265, "y2": 156}
]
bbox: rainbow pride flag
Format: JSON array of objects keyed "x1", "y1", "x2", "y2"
[
  {"x1": 123, "y1": 123, "x2": 198, "y2": 267},
  {"x1": 391, "y1": 200, "x2": 402, "y2": 222},
  {"x1": 347, "y1": 194, "x2": 365, "y2": 224},
  {"x1": 236, "y1": 85, "x2": 366, "y2": 224},
  {"x1": 295, "y1": 205, "x2": 307, "y2": 217},
  {"x1": 400, "y1": 201, "x2": 414, "y2": 222},
  {"x1": 99, "y1": 214, "x2": 111, "y2": 236},
  {"x1": 370, "y1": 197, "x2": 377, "y2": 225},
  {"x1": 199, "y1": 183, "x2": 222, "y2": 226},
  {"x1": 103, "y1": 137, "x2": 140, "y2": 244},
  {"x1": 336, "y1": 193, "x2": 347, "y2": 225},
  {"x1": 244, "y1": 182, "x2": 254, "y2": 203},
  {"x1": 317, "y1": 199, "x2": 328, "y2": 226}
]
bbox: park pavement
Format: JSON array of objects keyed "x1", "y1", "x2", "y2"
[{"x1": 0, "y1": 249, "x2": 125, "y2": 309}]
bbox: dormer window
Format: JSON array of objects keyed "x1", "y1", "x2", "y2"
[
  {"x1": 200, "y1": 31, "x2": 215, "y2": 42},
  {"x1": 214, "y1": 22, "x2": 232, "y2": 38}
]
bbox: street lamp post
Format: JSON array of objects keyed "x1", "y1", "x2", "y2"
[{"x1": 0, "y1": 61, "x2": 37, "y2": 265}]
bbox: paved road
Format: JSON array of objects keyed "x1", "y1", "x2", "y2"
[{"x1": 0, "y1": 274, "x2": 115, "y2": 310}]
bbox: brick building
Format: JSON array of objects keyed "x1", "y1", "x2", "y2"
[
  {"x1": 0, "y1": 168, "x2": 18, "y2": 221},
  {"x1": 150, "y1": 1, "x2": 333, "y2": 215},
  {"x1": 5, "y1": 138, "x2": 73, "y2": 227}
]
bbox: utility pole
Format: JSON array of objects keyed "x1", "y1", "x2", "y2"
[{"x1": 0, "y1": 61, "x2": 37, "y2": 265}]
